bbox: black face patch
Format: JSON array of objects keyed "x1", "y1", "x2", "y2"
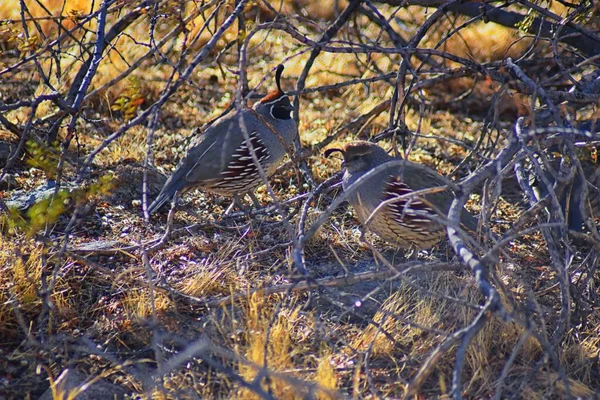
[
  {"x1": 271, "y1": 104, "x2": 292, "y2": 120},
  {"x1": 269, "y1": 97, "x2": 293, "y2": 120}
]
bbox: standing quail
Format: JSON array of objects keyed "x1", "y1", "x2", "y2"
[
  {"x1": 325, "y1": 141, "x2": 478, "y2": 249},
  {"x1": 149, "y1": 65, "x2": 298, "y2": 215}
]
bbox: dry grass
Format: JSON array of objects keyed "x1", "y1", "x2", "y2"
[
  {"x1": 1, "y1": 0, "x2": 599, "y2": 399},
  {"x1": 237, "y1": 295, "x2": 297, "y2": 399},
  {"x1": 0, "y1": 236, "x2": 43, "y2": 336}
]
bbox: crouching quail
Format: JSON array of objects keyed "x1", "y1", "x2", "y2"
[
  {"x1": 325, "y1": 141, "x2": 478, "y2": 249},
  {"x1": 149, "y1": 65, "x2": 298, "y2": 215}
]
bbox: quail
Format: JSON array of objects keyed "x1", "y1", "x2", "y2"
[
  {"x1": 148, "y1": 65, "x2": 298, "y2": 215},
  {"x1": 325, "y1": 141, "x2": 478, "y2": 249},
  {"x1": 529, "y1": 146, "x2": 600, "y2": 231}
]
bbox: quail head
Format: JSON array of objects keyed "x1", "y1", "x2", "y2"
[
  {"x1": 149, "y1": 65, "x2": 298, "y2": 215},
  {"x1": 325, "y1": 141, "x2": 478, "y2": 249}
]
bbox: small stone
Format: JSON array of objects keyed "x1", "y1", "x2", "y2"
[{"x1": 0, "y1": 174, "x2": 18, "y2": 191}]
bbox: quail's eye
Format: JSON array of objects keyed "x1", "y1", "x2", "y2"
[
  {"x1": 349, "y1": 154, "x2": 360, "y2": 162},
  {"x1": 271, "y1": 105, "x2": 292, "y2": 120}
]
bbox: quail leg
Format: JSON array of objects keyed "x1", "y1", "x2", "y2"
[
  {"x1": 404, "y1": 244, "x2": 419, "y2": 261},
  {"x1": 246, "y1": 191, "x2": 261, "y2": 209},
  {"x1": 224, "y1": 192, "x2": 262, "y2": 216},
  {"x1": 224, "y1": 195, "x2": 245, "y2": 215}
]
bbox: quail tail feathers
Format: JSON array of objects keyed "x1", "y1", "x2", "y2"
[{"x1": 148, "y1": 171, "x2": 185, "y2": 214}]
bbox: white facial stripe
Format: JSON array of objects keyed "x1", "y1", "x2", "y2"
[
  {"x1": 270, "y1": 107, "x2": 292, "y2": 120},
  {"x1": 262, "y1": 95, "x2": 287, "y2": 105}
]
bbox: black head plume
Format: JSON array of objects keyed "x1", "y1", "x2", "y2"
[
  {"x1": 275, "y1": 64, "x2": 285, "y2": 94},
  {"x1": 259, "y1": 64, "x2": 287, "y2": 104},
  {"x1": 324, "y1": 148, "x2": 344, "y2": 158}
]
